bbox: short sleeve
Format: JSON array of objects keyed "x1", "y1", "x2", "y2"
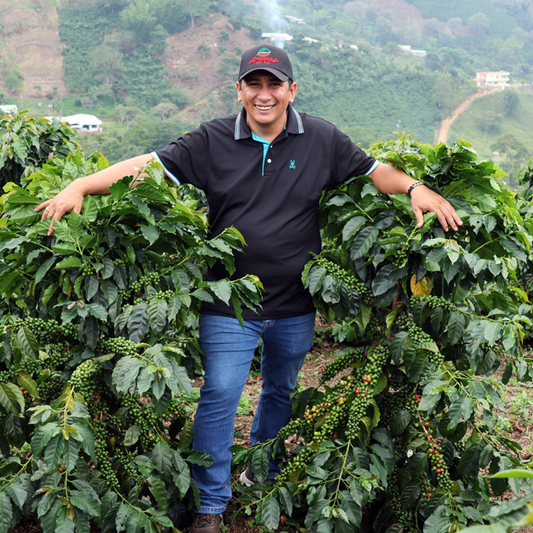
[
  {"x1": 152, "y1": 125, "x2": 210, "y2": 190},
  {"x1": 329, "y1": 127, "x2": 377, "y2": 187}
]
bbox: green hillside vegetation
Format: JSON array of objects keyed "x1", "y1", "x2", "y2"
[
  {"x1": 448, "y1": 90, "x2": 533, "y2": 186},
  {"x1": 3, "y1": 0, "x2": 533, "y2": 172}
]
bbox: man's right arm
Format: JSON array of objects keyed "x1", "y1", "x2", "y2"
[{"x1": 34, "y1": 154, "x2": 153, "y2": 235}]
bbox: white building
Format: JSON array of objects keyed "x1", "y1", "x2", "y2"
[
  {"x1": 61, "y1": 114, "x2": 102, "y2": 132},
  {"x1": 474, "y1": 71, "x2": 510, "y2": 89},
  {"x1": 261, "y1": 33, "x2": 293, "y2": 43},
  {"x1": 398, "y1": 45, "x2": 427, "y2": 57},
  {"x1": 0, "y1": 105, "x2": 18, "y2": 115}
]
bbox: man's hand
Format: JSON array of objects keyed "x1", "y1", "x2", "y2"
[
  {"x1": 33, "y1": 154, "x2": 154, "y2": 236},
  {"x1": 369, "y1": 164, "x2": 463, "y2": 232},
  {"x1": 34, "y1": 180, "x2": 86, "y2": 236},
  {"x1": 410, "y1": 184, "x2": 463, "y2": 232}
]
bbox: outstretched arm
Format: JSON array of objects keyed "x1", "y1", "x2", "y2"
[
  {"x1": 369, "y1": 163, "x2": 462, "y2": 232},
  {"x1": 34, "y1": 154, "x2": 153, "y2": 235}
]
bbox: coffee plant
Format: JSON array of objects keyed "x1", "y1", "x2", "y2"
[
  {"x1": 0, "y1": 112, "x2": 80, "y2": 189},
  {"x1": 0, "y1": 123, "x2": 263, "y2": 533},
  {"x1": 232, "y1": 135, "x2": 533, "y2": 532}
]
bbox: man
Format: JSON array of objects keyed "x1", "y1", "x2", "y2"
[{"x1": 36, "y1": 46, "x2": 462, "y2": 533}]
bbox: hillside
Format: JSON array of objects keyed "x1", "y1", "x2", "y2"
[
  {"x1": 1, "y1": 0, "x2": 67, "y2": 98},
  {"x1": 2, "y1": 0, "x2": 533, "y2": 176}
]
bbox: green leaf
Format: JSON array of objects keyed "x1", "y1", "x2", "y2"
[
  {"x1": 490, "y1": 469, "x2": 533, "y2": 479},
  {"x1": 483, "y1": 322, "x2": 502, "y2": 345},
  {"x1": 127, "y1": 303, "x2": 150, "y2": 343},
  {"x1": 0, "y1": 383, "x2": 25, "y2": 415},
  {"x1": 260, "y1": 494, "x2": 280, "y2": 530},
  {"x1": 71, "y1": 422, "x2": 96, "y2": 464},
  {"x1": 173, "y1": 461, "x2": 191, "y2": 496},
  {"x1": 459, "y1": 526, "x2": 507, "y2": 533},
  {"x1": 390, "y1": 332, "x2": 408, "y2": 365},
  {"x1": 35, "y1": 257, "x2": 56, "y2": 284},
  {"x1": 306, "y1": 266, "x2": 327, "y2": 296},
  {"x1": 124, "y1": 425, "x2": 141, "y2": 447},
  {"x1": 40, "y1": 498, "x2": 61, "y2": 533},
  {"x1": 316, "y1": 518, "x2": 332, "y2": 533},
  {"x1": 404, "y1": 350, "x2": 430, "y2": 383},
  {"x1": 458, "y1": 441, "x2": 484, "y2": 478},
  {"x1": 16, "y1": 372, "x2": 39, "y2": 398},
  {"x1": 55, "y1": 257, "x2": 83, "y2": 269},
  {"x1": 148, "y1": 475, "x2": 168, "y2": 512},
  {"x1": 86, "y1": 303, "x2": 108, "y2": 321},
  {"x1": 209, "y1": 279, "x2": 232, "y2": 305},
  {"x1": 151, "y1": 441, "x2": 173, "y2": 477},
  {"x1": 44, "y1": 434, "x2": 65, "y2": 471},
  {"x1": 17, "y1": 327, "x2": 39, "y2": 357},
  {"x1": 84, "y1": 316, "x2": 99, "y2": 349},
  {"x1": 73, "y1": 512, "x2": 91, "y2": 533},
  {"x1": 251, "y1": 446, "x2": 270, "y2": 483},
  {"x1": 70, "y1": 489, "x2": 101, "y2": 517},
  {"x1": 0, "y1": 491, "x2": 13, "y2": 533},
  {"x1": 5, "y1": 480, "x2": 28, "y2": 510},
  {"x1": 148, "y1": 298, "x2": 168, "y2": 334},
  {"x1": 81, "y1": 194, "x2": 99, "y2": 222},
  {"x1": 112, "y1": 356, "x2": 143, "y2": 394},
  {"x1": 52, "y1": 504, "x2": 75, "y2": 533},
  {"x1": 342, "y1": 216, "x2": 367, "y2": 243},
  {"x1": 141, "y1": 224, "x2": 161, "y2": 245},
  {"x1": 350, "y1": 226, "x2": 379, "y2": 261},
  {"x1": 447, "y1": 311, "x2": 466, "y2": 345},
  {"x1": 390, "y1": 410, "x2": 412, "y2": 437},
  {"x1": 186, "y1": 451, "x2": 213, "y2": 467},
  {"x1": 401, "y1": 483, "x2": 420, "y2": 510}
]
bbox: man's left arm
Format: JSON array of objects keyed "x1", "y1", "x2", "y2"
[{"x1": 369, "y1": 163, "x2": 463, "y2": 232}]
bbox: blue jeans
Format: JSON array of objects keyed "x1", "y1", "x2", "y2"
[{"x1": 191, "y1": 312, "x2": 316, "y2": 514}]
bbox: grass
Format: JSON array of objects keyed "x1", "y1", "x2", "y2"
[
  {"x1": 4, "y1": 95, "x2": 119, "y2": 123},
  {"x1": 448, "y1": 89, "x2": 533, "y2": 161}
]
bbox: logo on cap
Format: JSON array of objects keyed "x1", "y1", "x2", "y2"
[
  {"x1": 256, "y1": 48, "x2": 271, "y2": 57},
  {"x1": 249, "y1": 48, "x2": 280, "y2": 65}
]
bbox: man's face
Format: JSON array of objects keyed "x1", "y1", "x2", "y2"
[{"x1": 236, "y1": 71, "x2": 297, "y2": 136}]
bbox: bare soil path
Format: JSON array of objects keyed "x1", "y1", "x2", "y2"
[{"x1": 434, "y1": 88, "x2": 501, "y2": 144}]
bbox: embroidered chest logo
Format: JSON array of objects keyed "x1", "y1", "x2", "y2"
[{"x1": 289, "y1": 160, "x2": 296, "y2": 170}]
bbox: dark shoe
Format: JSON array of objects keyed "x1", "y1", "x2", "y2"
[{"x1": 189, "y1": 513, "x2": 223, "y2": 533}]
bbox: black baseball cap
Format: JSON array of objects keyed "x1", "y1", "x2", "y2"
[{"x1": 238, "y1": 45, "x2": 294, "y2": 82}]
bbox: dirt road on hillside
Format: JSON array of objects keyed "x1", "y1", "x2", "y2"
[{"x1": 435, "y1": 88, "x2": 501, "y2": 144}]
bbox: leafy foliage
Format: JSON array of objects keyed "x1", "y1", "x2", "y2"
[
  {"x1": 0, "y1": 120, "x2": 262, "y2": 532},
  {"x1": 232, "y1": 135, "x2": 533, "y2": 532},
  {"x1": 0, "y1": 112, "x2": 80, "y2": 189}
]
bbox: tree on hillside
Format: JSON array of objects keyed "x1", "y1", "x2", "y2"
[
  {"x1": 479, "y1": 111, "x2": 503, "y2": 134},
  {"x1": 431, "y1": 75, "x2": 455, "y2": 112},
  {"x1": 503, "y1": 91, "x2": 519, "y2": 116},
  {"x1": 2, "y1": 66, "x2": 24, "y2": 95},
  {"x1": 181, "y1": 0, "x2": 211, "y2": 28},
  {"x1": 90, "y1": 45, "x2": 124, "y2": 86},
  {"x1": 467, "y1": 12, "x2": 491, "y2": 35},
  {"x1": 164, "y1": 87, "x2": 193, "y2": 110},
  {"x1": 492, "y1": 132, "x2": 530, "y2": 185},
  {"x1": 120, "y1": 0, "x2": 158, "y2": 42},
  {"x1": 151, "y1": 102, "x2": 179, "y2": 121},
  {"x1": 114, "y1": 104, "x2": 146, "y2": 131}
]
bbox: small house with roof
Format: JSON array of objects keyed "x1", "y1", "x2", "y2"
[
  {"x1": 0, "y1": 105, "x2": 18, "y2": 115},
  {"x1": 474, "y1": 71, "x2": 510, "y2": 89},
  {"x1": 62, "y1": 114, "x2": 102, "y2": 132}
]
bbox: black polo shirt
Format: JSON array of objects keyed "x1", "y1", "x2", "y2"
[{"x1": 153, "y1": 104, "x2": 377, "y2": 320}]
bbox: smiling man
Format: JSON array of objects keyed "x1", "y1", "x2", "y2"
[{"x1": 36, "y1": 46, "x2": 462, "y2": 533}]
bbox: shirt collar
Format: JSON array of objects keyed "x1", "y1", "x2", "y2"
[{"x1": 234, "y1": 103, "x2": 305, "y2": 140}]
